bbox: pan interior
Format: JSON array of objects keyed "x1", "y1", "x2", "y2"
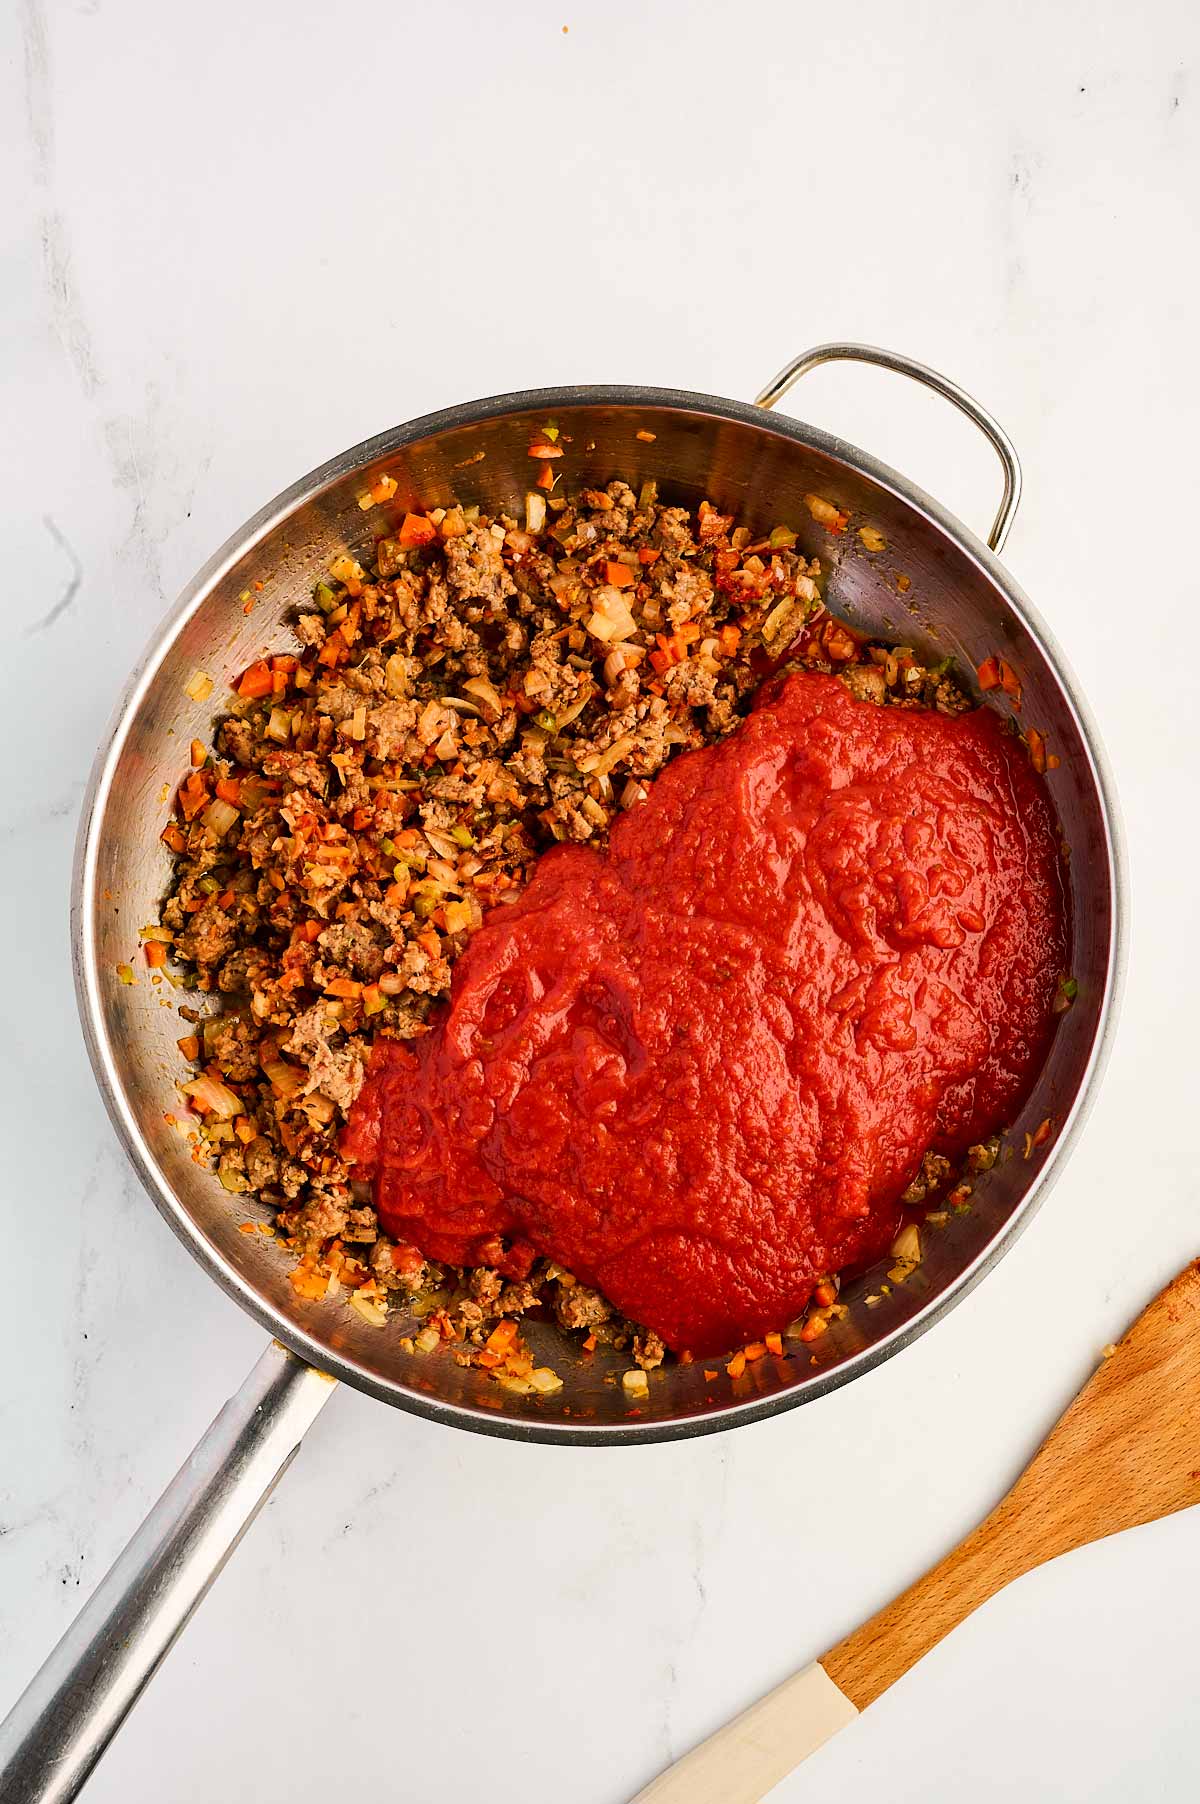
[{"x1": 75, "y1": 389, "x2": 1120, "y2": 1442}]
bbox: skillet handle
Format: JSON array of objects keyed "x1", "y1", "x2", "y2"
[
  {"x1": 0, "y1": 1341, "x2": 336, "y2": 1804},
  {"x1": 755, "y1": 342, "x2": 1023, "y2": 555}
]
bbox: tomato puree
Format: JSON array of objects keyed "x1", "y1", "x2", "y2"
[{"x1": 344, "y1": 673, "x2": 1067, "y2": 1354}]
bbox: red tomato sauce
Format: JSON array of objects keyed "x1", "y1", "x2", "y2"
[{"x1": 343, "y1": 673, "x2": 1068, "y2": 1354}]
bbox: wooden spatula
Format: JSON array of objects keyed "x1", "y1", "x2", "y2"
[{"x1": 633, "y1": 1258, "x2": 1200, "y2": 1804}]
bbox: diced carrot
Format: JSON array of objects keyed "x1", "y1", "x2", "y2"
[
  {"x1": 535, "y1": 462, "x2": 556, "y2": 490},
  {"x1": 638, "y1": 546, "x2": 661, "y2": 565},
  {"x1": 317, "y1": 630, "x2": 346, "y2": 667},
  {"x1": 813, "y1": 1280, "x2": 837, "y2": 1308},
  {"x1": 398, "y1": 513, "x2": 438, "y2": 548},
  {"x1": 581, "y1": 1333, "x2": 597, "y2": 1353},
  {"x1": 271, "y1": 655, "x2": 298, "y2": 674},
  {"x1": 178, "y1": 772, "x2": 210, "y2": 821},
  {"x1": 177, "y1": 1034, "x2": 200, "y2": 1061},
  {"x1": 527, "y1": 441, "x2": 563, "y2": 460},
  {"x1": 719, "y1": 624, "x2": 741, "y2": 656},
  {"x1": 822, "y1": 622, "x2": 858, "y2": 662},
  {"x1": 486, "y1": 1319, "x2": 519, "y2": 1354},
  {"x1": 289, "y1": 1264, "x2": 328, "y2": 1301},
  {"x1": 362, "y1": 983, "x2": 386, "y2": 1016},
  {"x1": 271, "y1": 669, "x2": 288, "y2": 696},
  {"x1": 976, "y1": 656, "x2": 1001, "y2": 691},
  {"x1": 675, "y1": 621, "x2": 701, "y2": 645},
  {"x1": 215, "y1": 776, "x2": 242, "y2": 806},
  {"x1": 351, "y1": 806, "x2": 374, "y2": 831},
  {"x1": 998, "y1": 660, "x2": 1022, "y2": 707},
  {"x1": 726, "y1": 1350, "x2": 747, "y2": 1379},
  {"x1": 605, "y1": 561, "x2": 636, "y2": 588},
  {"x1": 325, "y1": 977, "x2": 362, "y2": 1000},
  {"x1": 237, "y1": 660, "x2": 274, "y2": 700},
  {"x1": 161, "y1": 823, "x2": 187, "y2": 854},
  {"x1": 238, "y1": 1221, "x2": 257, "y2": 1234},
  {"x1": 1032, "y1": 1116, "x2": 1053, "y2": 1147},
  {"x1": 216, "y1": 888, "x2": 235, "y2": 910},
  {"x1": 704, "y1": 1369, "x2": 718, "y2": 1381},
  {"x1": 418, "y1": 929, "x2": 441, "y2": 959},
  {"x1": 678, "y1": 1349, "x2": 694, "y2": 1364},
  {"x1": 189, "y1": 739, "x2": 206, "y2": 768},
  {"x1": 476, "y1": 1349, "x2": 502, "y2": 1369},
  {"x1": 234, "y1": 1117, "x2": 257, "y2": 1144},
  {"x1": 648, "y1": 648, "x2": 673, "y2": 675},
  {"x1": 764, "y1": 1331, "x2": 784, "y2": 1356},
  {"x1": 743, "y1": 1341, "x2": 766, "y2": 1362},
  {"x1": 799, "y1": 1314, "x2": 828, "y2": 1343},
  {"x1": 1027, "y1": 727, "x2": 1047, "y2": 774},
  {"x1": 385, "y1": 879, "x2": 409, "y2": 908}
]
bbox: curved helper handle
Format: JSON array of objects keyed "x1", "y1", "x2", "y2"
[
  {"x1": 0, "y1": 1342, "x2": 336, "y2": 1804},
  {"x1": 756, "y1": 343, "x2": 1023, "y2": 555}
]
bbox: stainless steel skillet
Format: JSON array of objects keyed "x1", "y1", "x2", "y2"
[{"x1": 0, "y1": 345, "x2": 1126, "y2": 1803}]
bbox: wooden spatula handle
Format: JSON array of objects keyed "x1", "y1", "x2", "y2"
[
  {"x1": 630, "y1": 1259, "x2": 1200, "y2": 1804},
  {"x1": 821, "y1": 1509, "x2": 1012, "y2": 1708},
  {"x1": 629, "y1": 1661, "x2": 858, "y2": 1804}
]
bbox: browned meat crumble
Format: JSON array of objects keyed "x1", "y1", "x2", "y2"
[{"x1": 152, "y1": 478, "x2": 979, "y2": 1386}]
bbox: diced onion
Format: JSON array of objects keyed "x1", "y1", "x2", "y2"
[
  {"x1": 592, "y1": 734, "x2": 637, "y2": 777},
  {"x1": 417, "y1": 700, "x2": 445, "y2": 745},
  {"x1": 423, "y1": 828, "x2": 459, "y2": 860},
  {"x1": 184, "y1": 671, "x2": 214, "y2": 703},
  {"x1": 762, "y1": 599, "x2": 797, "y2": 644},
  {"x1": 525, "y1": 491, "x2": 547, "y2": 534},
  {"x1": 183, "y1": 1075, "x2": 242, "y2": 1118},
  {"x1": 587, "y1": 596, "x2": 637, "y2": 644},
  {"x1": 462, "y1": 676, "x2": 503, "y2": 713},
  {"x1": 263, "y1": 1058, "x2": 305, "y2": 1098},
  {"x1": 891, "y1": 1223, "x2": 921, "y2": 1262},
  {"x1": 348, "y1": 1290, "x2": 388, "y2": 1326},
  {"x1": 803, "y1": 493, "x2": 845, "y2": 530},
  {"x1": 202, "y1": 797, "x2": 241, "y2": 838}
]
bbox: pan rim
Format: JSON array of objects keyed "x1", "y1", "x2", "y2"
[{"x1": 71, "y1": 382, "x2": 1128, "y2": 1445}]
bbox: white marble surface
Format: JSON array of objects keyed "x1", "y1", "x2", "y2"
[{"x1": 3, "y1": 1, "x2": 1200, "y2": 1798}]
